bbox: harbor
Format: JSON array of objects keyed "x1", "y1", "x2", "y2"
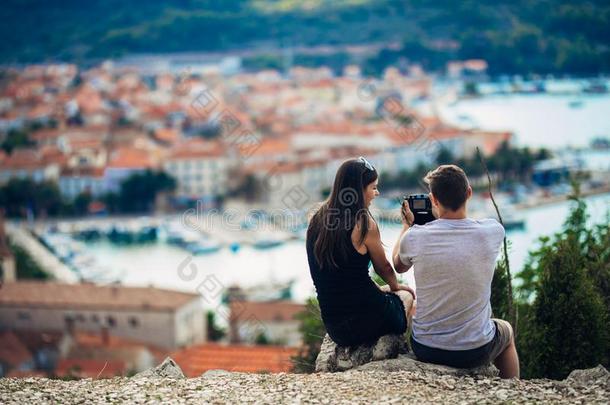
[
  {"x1": 8, "y1": 190, "x2": 609, "y2": 305},
  {"x1": 5, "y1": 84, "x2": 609, "y2": 300}
]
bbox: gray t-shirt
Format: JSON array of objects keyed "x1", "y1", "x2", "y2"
[{"x1": 399, "y1": 218, "x2": 505, "y2": 350}]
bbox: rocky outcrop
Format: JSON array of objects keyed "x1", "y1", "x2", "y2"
[
  {"x1": 355, "y1": 353, "x2": 499, "y2": 377},
  {"x1": 315, "y1": 333, "x2": 498, "y2": 378},
  {"x1": 2, "y1": 365, "x2": 609, "y2": 404},
  {"x1": 133, "y1": 357, "x2": 185, "y2": 379},
  {"x1": 566, "y1": 364, "x2": 610, "y2": 390},
  {"x1": 315, "y1": 334, "x2": 409, "y2": 372}
]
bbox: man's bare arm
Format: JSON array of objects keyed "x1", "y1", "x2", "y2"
[{"x1": 393, "y1": 224, "x2": 411, "y2": 273}]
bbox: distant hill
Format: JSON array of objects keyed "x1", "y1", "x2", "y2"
[{"x1": 1, "y1": 0, "x2": 609, "y2": 75}]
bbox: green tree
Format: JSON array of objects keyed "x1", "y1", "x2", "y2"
[
  {"x1": 516, "y1": 187, "x2": 610, "y2": 378},
  {"x1": 206, "y1": 311, "x2": 226, "y2": 342},
  {"x1": 587, "y1": 217, "x2": 610, "y2": 366},
  {"x1": 73, "y1": 192, "x2": 92, "y2": 216},
  {"x1": 117, "y1": 170, "x2": 176, "y2": 213},
  {"x1": 10, "y1": 242, "x2": 50, "y2": 280},
  {"x1": 491, "y1": 253, "x2": 510, "y2": 321},
  {"x1": 519, "y1": 234, "x2": 607, "y2": 379},
  {"x1": 463, "y1": 82, "x2": 479, "y2": 96},
  {"x1": 254, "y1": 332, "x2": 271, "y2": 345},
  {"x1": 292, "y1": 298, "x2": 326, "y2": 373},
  {"x1": 436, "y1": 146, "x2": 454, "y2": 166},
  {"x1": 0, "y1": 178, "x2": 64, "y2": 218},
  {"x1": 1, "y1": 130, "x2": 34, "y2": 154},
  {"x1": 233, "y1": 174, "x2": 263, "y2": 202}
]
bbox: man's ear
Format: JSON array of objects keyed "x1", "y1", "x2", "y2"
[
  {"x1": 429, "y1": 192, "x2": 441, "y2": 218},
  {"x1": 466, "y1": 185, "x2": 473, "y2": 199}
]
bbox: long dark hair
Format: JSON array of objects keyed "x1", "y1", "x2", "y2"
[{"x1": 307, "y1": 158, "x2": 378, "y2": 269}]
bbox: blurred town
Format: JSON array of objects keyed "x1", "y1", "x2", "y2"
[{"x1": 1, "y1": 56, "x2": 609, "y2": 378}]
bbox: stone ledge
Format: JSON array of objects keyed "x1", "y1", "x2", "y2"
[
  {"x1": 315, "y1": 333, "x2": 408, "y2": 372},
  {"x1": 355, "y1": 353, "x2": 498, "y2": 378},
  {"x1": 1, "y1": 364, "x2": 609, "y2": 404},
  {"x1": 315, "y1": 333, "x2": 498, "y2": 377},
  {"x1": 133, "y1": 357, "x2": 185, "y2": 379}
]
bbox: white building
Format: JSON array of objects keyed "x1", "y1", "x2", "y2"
[
  {"x1": 58, "y1": 167, "x2": 106, "y2": 199},
  {"x1": 0, "y1": 281, "x2": 206, "y2": 350},
  {"x1": 229, "y1": 300, "x2": 305, "y2": 347},
  {"x1": 163, "y1": 139, "x2": 230, "y2": 198},
  {"x1": 103, "y1": 147, "x2": 155, "y2": 193},
  {"x1": 0, "y1": 149, "x2": 60, "y2": 185}
]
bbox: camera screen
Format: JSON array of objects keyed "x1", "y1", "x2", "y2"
[{"x1": 413, "y1": 199, "x2": 426, "y2": 209}]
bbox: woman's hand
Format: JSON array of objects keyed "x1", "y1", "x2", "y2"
[
  {"x1": 380, "y1": 283, "x2": 416, "y2": 300},
  {"x1": 392, "y1": 283, "x2": 416, "y2": 300}
]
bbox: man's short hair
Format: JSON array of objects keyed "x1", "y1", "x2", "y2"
[{"x1": 424, "y1": 165, "x2": 469, "y2": 211}]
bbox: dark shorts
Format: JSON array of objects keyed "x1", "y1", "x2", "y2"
[
  {"x1": 325, "y1": 293, "x2": 408, "y2": 347},
  {"x1": 411, "y1": 319, "x2": 514, "y2": 369}
]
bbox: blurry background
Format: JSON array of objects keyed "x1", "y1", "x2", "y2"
[{"x1": 0, "y1": 0, "x2": 609, "y2": 379}]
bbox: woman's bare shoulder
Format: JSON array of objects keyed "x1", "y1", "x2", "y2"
[{"x1": 354, "y1": 212, "x2": 380, "y2": 242}]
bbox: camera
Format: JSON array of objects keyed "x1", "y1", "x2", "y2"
[{"x1": 403, "y1": 194, "x2": 436, "y2": 225}]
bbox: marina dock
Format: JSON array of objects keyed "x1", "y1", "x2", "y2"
[{"x1": 6, "y1": 223, "x2": 78, "y2": 283}]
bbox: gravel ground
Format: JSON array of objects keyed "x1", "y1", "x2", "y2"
[{"x1": 1, "y1": 369, "x2": 609, "y2": 404}]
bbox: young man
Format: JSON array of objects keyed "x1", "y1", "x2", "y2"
[{"x1": 391, "y1": 164, "x2": 520, "y2": 378}]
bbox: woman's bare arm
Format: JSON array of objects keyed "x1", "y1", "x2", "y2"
[
  {"x1": 360, "y1": 218, "x2": 401, "y2": 290},
  {"x1": 356, "y1": 215, "x2": 414, "y2": 297}
]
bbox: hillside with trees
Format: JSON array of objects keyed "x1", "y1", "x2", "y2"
[{"x1": 1, "y1": 0, "x2": 609, "y2": 75}]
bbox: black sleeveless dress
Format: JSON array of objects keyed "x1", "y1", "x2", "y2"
[{"x1": 306, "y1": 225, "x2": 407, "y2": 346}]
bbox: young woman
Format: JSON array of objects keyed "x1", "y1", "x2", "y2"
[{"x1": 306, "y1": 157, "x2": 415, "y2": 346}]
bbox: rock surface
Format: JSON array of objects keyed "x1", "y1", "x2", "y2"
[
  {"x1": 133, "y1": 357, "x2": 185, "y2": 379},
  {"x1": 315, "y1": 334, "x2": 409, "y2": 372},
  {"x1": 356, "y1": 353, "x2": 499, "y2": 377},
  {"x1": 566, "y1": 364, "x2": 610, "y2": 389},
  {"x1": 316, "y1": 333, "x2": 498, "y2": 378},
  {"x1": 2, "y1": 365, "x2": 609, "y2": 404}
]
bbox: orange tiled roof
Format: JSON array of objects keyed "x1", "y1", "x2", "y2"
[
  {"x1": 230, "y1": 300, "x2": 305, "y2": 323},
  {"x1": 67, "y1": 137, "x2": 105, "y2": 151},
  {"x1": 66, "y1": 330, "x2": 167, "y2": 367},
  {"x1": 297, "y1": 122, "x2": 377, "y2": 137},
  {"x1": 39, "y1": 144, "x2": 68, "y2": 166},
  {"x1": 26, "y1": 104, "x2": 54, "y2": 119},
  {"x1": 168, "y1": 138, "x2": 225, "y2": 160},
  {"x1": 39, "y1": 144, "x2": 63, "y2": 156},
  {"x1": 172, "y1": 343, "x2": 298, "y2": 376},
  {"x1": 1, "y1": 148, "x2": 44, "y2": 170},
  {"x1": 5, "y1": 369, "x2": 47, "y2": 378},
  {"x1": 464, "y1": 59, "x2": 488, "y2": 71},
  {"x1": 154, "y1": 128, "x2": 180, "y2": 143},
  {"x1": 72, "y1": 331, "x2": 166, "y2": 358},
  {"x1": 30, "y1": 128, "x2": 62, "y2": 143},
  {"x1": 13, "y1": 330, "x2": 64, "y2": 353},
  {"x1": 247, "y1": 138, "x2": 291, "y2": 157},
  {"x1": 242, "y1": 161, "x2": 300, "y2": 176},
  {"x1": 56, "y1": 358, "x2": 126, "y2": 378},
  {"x1": 0, "y1": 281, "x2": 198, "y2": 312},
  {"x1": 0, "y1": 331, "x2": 33, "y2": 368},
  {"x1": 107, "y1": 147, "x2": 154, "y2": 169},
  {"x1": 75, "y1": 85, "x2": 104, "y2": 114}
]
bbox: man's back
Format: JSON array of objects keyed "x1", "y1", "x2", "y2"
[{"x1": 399, "y1": 217, "x2": 505, "y2": 350}]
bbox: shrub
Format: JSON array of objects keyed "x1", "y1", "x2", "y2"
[
  {"x1": 517, "y1": 187, "x2": 609, "y2": 378},
  {"x1": 491, "y1": 253, "x2": 510, "y2": 322},
  {"x1": 291, "y1": 298, "x2": 326, "y2": 373},
  {"x1": 519, "y1": 234, "x2": 607, "y2": 379}
]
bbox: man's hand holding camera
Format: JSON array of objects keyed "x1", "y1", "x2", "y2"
[{"x1": 401, "y1": 199, "x2": 415, "y2": 228}]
